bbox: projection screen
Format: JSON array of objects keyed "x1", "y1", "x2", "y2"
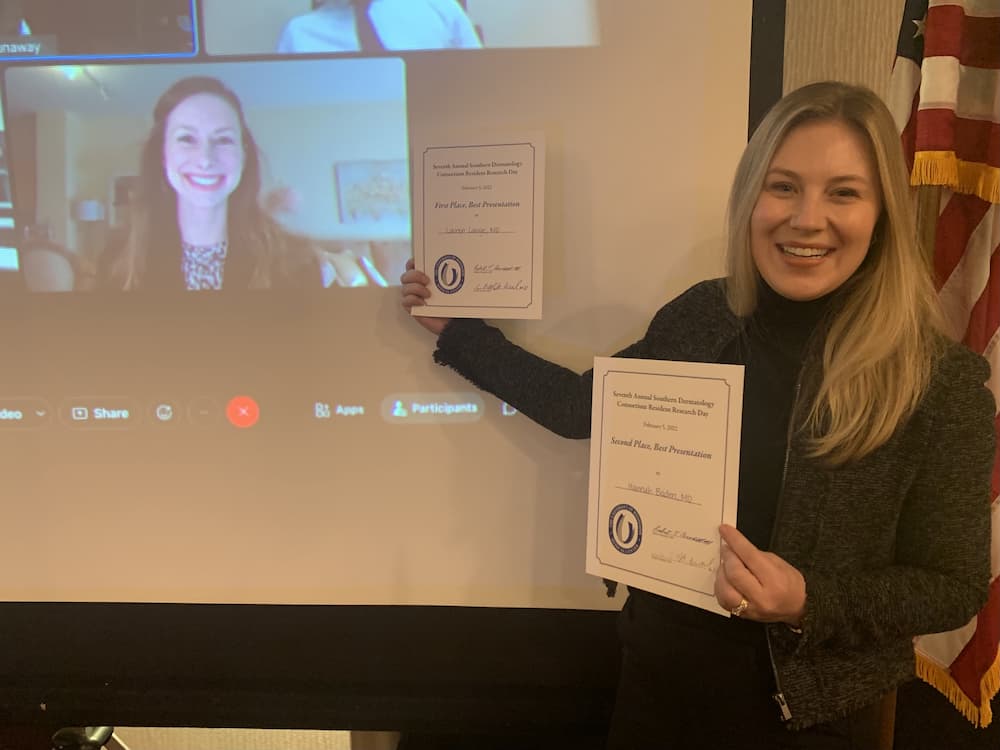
[{"x1": 0, "y1": 0, "x2": 753, "y2": 609}]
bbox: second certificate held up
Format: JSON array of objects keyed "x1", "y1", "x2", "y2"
[{"x1": 587, "y1": 357, "x2": 744, "y2": 616}]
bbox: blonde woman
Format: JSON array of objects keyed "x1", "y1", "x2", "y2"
[{"x1": 400, "y1": 81, "x2": 996, "y2": 748}]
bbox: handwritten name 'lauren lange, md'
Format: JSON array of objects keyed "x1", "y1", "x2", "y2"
[{"x1": 609, "y1": 436, "x2": 713, "y2": 460}]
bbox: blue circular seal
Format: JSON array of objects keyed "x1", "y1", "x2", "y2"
[
  {"x1": 433, "y1": 254, "x2": 465, "y2": 294},
  {"x1": 608, "y1": 503, "x2": 642, "y2": 554}
]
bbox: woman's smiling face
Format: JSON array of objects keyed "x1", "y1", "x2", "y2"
[
  {"x1": 750, "y1": 118, "x2": 882, "y2": 301},
  {"x1": 163, "y1": 92, "x2": 244, "y2": 211}
]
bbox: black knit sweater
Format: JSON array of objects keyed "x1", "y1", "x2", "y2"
[{"x1": 432, "y1": 278, "x2": 996, "y2": 730}]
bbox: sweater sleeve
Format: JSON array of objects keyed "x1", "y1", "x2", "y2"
[
  {"x1": 797, "y1": 345, "x2": 996, "y2": 650},
  {"x1": 432, "y1": 318, "x2": 652, "y2": 439},
  {"x1": 431, "y1": 280, "x2": 727, "y2": 439}
]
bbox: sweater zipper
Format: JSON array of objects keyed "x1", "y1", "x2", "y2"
[{"x1": 767, "y1": 376, "x2": 802, "y2": 723}]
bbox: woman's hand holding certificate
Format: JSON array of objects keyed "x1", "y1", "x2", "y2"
[
  {"x1": 715, "y1": 523, "x2": 807, "y2": 626},
  {"x1": 400, "y1": 258, "x2": 451, "y2": 335}
]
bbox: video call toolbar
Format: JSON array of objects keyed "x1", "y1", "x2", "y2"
[{"x1": 0, "y1": 394, "x2": 518, "y2": 429}]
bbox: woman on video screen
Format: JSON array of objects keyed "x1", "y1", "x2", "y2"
[{"x1": 105, "y1": 76, "x2": 322, "y2": 291}]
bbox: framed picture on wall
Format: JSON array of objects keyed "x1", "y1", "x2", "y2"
[{"x1": 333, "y1": 159, "x2": 408, "y2": 223}]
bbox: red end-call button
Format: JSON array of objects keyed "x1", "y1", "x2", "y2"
[{"x1": 226, "y1": 395, "x2": 260, "y2": 429}]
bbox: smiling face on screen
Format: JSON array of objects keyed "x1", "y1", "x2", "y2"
[
  {"x1": 749, "y1": 118, "x2": 882, "y2": 301},
  {"x1": 162, "y1": 92, "x2": 245, "y2": 213}
]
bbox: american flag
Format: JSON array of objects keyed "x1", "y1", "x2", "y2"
[{"x1": 887, "y1": 0, "x2": 1000, "y2": 727}]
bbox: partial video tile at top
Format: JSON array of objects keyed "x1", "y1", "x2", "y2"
[
  {"x1": 0, "y1": 0, "x2": 196, "y2": 61},
  {"x1": 202, "y1": 0, "x2": 600, "y2": 57}
]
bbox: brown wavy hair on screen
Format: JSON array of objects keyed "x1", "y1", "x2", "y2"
[{"x1": 108, "y1": 75, "x2": 312, "y2": 290}]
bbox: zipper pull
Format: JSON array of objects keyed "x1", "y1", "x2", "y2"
[{"x1": 773, "y1": 692, "x2": 792, "y2": 722}]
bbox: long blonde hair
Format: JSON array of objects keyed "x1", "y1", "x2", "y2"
[{"x1": 726, "y1": 81, "x2": 944, "y2": 465}]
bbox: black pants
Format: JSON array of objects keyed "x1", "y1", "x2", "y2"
[{"x1": 606, "y1": 644, "x2": 882, "y2": 750}]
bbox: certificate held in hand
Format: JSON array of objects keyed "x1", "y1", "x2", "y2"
[
  {"x1": 411, "y1": 134, "x2": 545, "y2": 320},
  {"x1": 587, "y1": 357, "x2": 744, "y2": 616}
]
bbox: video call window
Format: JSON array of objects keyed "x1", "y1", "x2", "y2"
[
  {"x1": 202, "y1": 0, "x2": 600, "y2": 56},
  {"x1": 4, "y1": 58, "x2": 410, "y2": 293},
  {"x1": 0, "y1": 0, "x2": 196, "y2": 60}
]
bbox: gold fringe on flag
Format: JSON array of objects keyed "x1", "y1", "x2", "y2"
[
  {"x1": 915, "y1": 648, "x2": 1000, "y2": 728},
  {"x1": 911, "y1": 151, "x2": 1000, "y2": 204}
]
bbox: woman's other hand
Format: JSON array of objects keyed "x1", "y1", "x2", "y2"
[
  {"x1": 714, "y1": 524, "x2": 807, "y2": 627},
  {"x1": 401, "y1": 258, "x2": 451, "y2": 335}
]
